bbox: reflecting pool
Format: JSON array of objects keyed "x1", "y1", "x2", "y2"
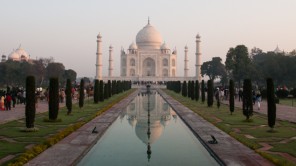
[{"x1": 78, "y1": 90, "x2": 219, "y2": 166}]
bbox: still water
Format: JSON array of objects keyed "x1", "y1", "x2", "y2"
[{"x1": 78, "y1": 90, "x2": 219, "y2": 166}]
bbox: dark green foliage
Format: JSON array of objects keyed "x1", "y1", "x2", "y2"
[
  {"x1": 93, "y1": 79, "x2": 99, "y2": 104},
  {"x1": 267, "y1": 78, "x2": 276, "y2": 129},
  {"x1": 99, "y1": 80, "x2": 104, "y2": 101},
  {"x1": 195, "y1": 80, "x2": 199, "y2": 101},
  {"x1": 49, "y1": 77, "x2": 59, "y2": 120},
  {"x1": 182, "y1": 81, "x2": 187, "y2": 97},
  {"x1": 107, "y1": 80, "x2": 112, "y2": 98},
  {"x1": 187, "y1": 81, "x2": 191, "y2": 99},
  {"x1": 65, "y1": 79, "x2": 72, "y2": 115},
  {"x1": 112, "y1": 80, "x2": 116, "y2": 95},
  {"x1": 79, "y1": 79, "x2": 84, "y2": 108},
  {"x1": 207, "y1": 80, "x2": 214, "y2": 107},
  {"x1": 190, "y1": 81, "x2": 195, "y2": 100},
  {"x1": 104, "y1": 83, "x2": 108, "y2": 99},
  {"x1": 229, "y1": 79, "x2": 235, "y2": 114},
  {"x1": 201, "y1": 80, "x2": 205, "y2": 103},
  {"x1": 25, "y1": 76, "x2": 36, "y2": 128},
  {"x1": 242, "y1": 79, "x2": 253, "y2": 120}
]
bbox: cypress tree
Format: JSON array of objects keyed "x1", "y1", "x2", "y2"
[
  {"x1": 229, "y1": 79, "x2": 235, "y2": 115},
  {"x1": 108, "y1": 80, "x2": 112, "y2": 98},
  {"x1": 191, "y1": 81, "x2": 195, "y2": 100},
  {"x1": 65, "y1": 79, "x2": 72, "y2": 115},
  {"x1": 25, "y1": 76, "x2": 36, "y2": 128},
  {"x1": 267, "y1": 78, "x2": 276, "y2": 130},
  {"x1": 94, "y1": 79, "x2": 99, "y2": 103},
  {"x1": 99, "y1": 80, "x2": 104, "y2": 101},
  {"x1": 79, "y1": 79, "x2": 84, "y2": 108},
  {"x1": 207, "y1": 80, "x2": 214, "y2": 107},
  {"x1": 177, "y1": 81, "x2": 181, "y2": 93},
  {"x1": 242, "y1": 79, "x2": 253, "y2": 120},
  {"x1": 195, "y1": 80, "x2": 200, "y2": 101},
  {"x1": 49, "y1": 77, "x2": 59, "y2": 120},
  {"x1": 112, "y1": 80, "x2": 116, "y2": 95},
  {"x1": 187, "y1": 81, "x2": 191, "y2": 98},
  {"x1": 104, "y1": 83, "x2": 108, "y2": 99},
  {"x1": 201, "y1": 80, "x2": 205, "y2": 103},
  {"x1": 182, "y1": 81, "x2": 187, "y2": 97}
]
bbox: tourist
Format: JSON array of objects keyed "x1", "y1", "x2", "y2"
[
  {"x1": 256, "y1": 91, "x2": 262, "y2": 110},
  {"x1": 5, "y1": 93, "x2": 12, "y2": 110}
]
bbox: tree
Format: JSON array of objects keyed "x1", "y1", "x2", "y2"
[
  {"x1": 201, "y1": 57, "x2": 227, "y2": 81},
  {"x1": 64, "y1": 69, "x2": 77, "y2": 82},
  {"x1": 107, "y1": 80, "x2": 112, "y2": 98},
  {"x1": 182, "y1": 81, "x2": 187, "y2": 97},
  {"x1": 225, "y1": 45, "x2": 252, "y2": 86},
  {"x1": 94, "y1": 79, "x2": 99, "y2": 104},
  {"x1": 79, "y1": 79, "x2": 84, "y2": 108},
  {"x1": 201, "y1": 80, "x2": 205, "y2": 103},
  {"x1": 229, "y1": 79, "x2": 235, "y2": 115},
  {"x1": 25, "y1": 76, "x2": 36, "y2": 128},
  {"x1": 46, "y1": 63, "x2": 65, "y2": 83},
  {"x1": 242, "y1": 79, "x2": 253, "y2": 120},
  {"x1": 99, "y1": 80, "x2": 104, "y2": 101},
  {"x1": 195, "y1": 80, "x2": 200, "y2": 101},
  {"x1": 190, "y1": 81, "x2": 195, "y2": 100},
  {"x1": 65, "y1": 79, "x2": 72, "y2": 115},
  {"x1": 104, "y1": 83, "x2": 108, "y2": 99},
  {"x1": 48, "y1": 77, "x2": 59, "y2": 120},
  {"x1": 207, "y1": 80, "x2": 214, "y2": 107},
  {"x1": 267, "y1": 78, "x2": 276, "y2": 130}
]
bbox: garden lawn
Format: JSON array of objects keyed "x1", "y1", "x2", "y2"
[
  {"x1": 0, "y1": 89, "x2": 135, "y2": 165},
  {"x1": 164, "y1": 89, "x2": 296, "y2": 166}
]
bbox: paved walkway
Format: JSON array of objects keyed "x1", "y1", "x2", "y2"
[
  {"x1": 0, "y1": 101, "x2": 53, "y2": 124},
  {"x1": 221, "y1": 98, "x2": 296, "y2": 123}
]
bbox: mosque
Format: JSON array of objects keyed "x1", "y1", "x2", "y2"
[
  {"x1": 95, "y1": 19, "x2": 202, "y2": 82},
  {"x1": 1, "y1": 45, "x2": 30, "y2": 62}
]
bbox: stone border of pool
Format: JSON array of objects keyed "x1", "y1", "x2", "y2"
[
  {"x1": 158, "y1": 89, "x2": 274, "y2": 166},
  {"x1": 25, "y1": 90, "x2": 139, "y2": 166}
]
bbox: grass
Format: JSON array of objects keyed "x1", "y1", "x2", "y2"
[
  {"x1": 164, "y1": 89, "x2": 296, "y2": 166},
  {"x1": 278, "y1": 98, "x2": 296, "y2": 107},
  {"x1": 0, "y1": 89, "x2": 135, "y2": 165}
]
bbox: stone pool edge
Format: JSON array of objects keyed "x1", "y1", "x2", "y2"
[
  {"x1": 158, "y1": 89, "x2": 274, "y2": 166},
  {"x1": 25, "y1": 90, "x2": 139, "y2": 166}
]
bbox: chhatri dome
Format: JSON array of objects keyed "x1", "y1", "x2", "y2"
[{"x1": 136, "y1": 19, "x2": 163, "y2": 49}]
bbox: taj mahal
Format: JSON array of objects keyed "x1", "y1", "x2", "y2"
[{"x1": 95, "y1": 19, "x2": 202, "y2": 82}]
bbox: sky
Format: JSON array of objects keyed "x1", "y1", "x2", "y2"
[{"x1": 1, "y1": 0, "x2": 296, "y2": 78}]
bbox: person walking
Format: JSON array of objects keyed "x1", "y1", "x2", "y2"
[
  {"x1": 5, "y1": 93, "x2": 12, "y2": 110},
  {"x1": 256, "y1": 91, "x2": 262, "y2": 110}
]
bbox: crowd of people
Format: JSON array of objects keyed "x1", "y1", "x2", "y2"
[{"x1": 0, "y1": 89, "x2": 26, "y2": 111}]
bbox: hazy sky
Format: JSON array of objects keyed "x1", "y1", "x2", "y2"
[{"x1": 1, "y1": 0, "x2": 295, "y2": 77}]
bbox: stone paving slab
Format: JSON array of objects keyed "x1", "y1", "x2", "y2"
[
  {"x1": 25, "y1": 91, "x2": 139, "y2": 166},
  {"x1": 158, "y1": 89, "x2": 274, "y2": 166}
]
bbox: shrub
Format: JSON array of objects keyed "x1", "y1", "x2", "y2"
[
  {"x1": 49, "y1": 78, "x2": 59, "y2": 120},
  {"x1": 242, "y1": 79, "x2": 253, "y2": 120},
  {"x1": 207, "y1": 80, "x2": 213, "y2": 107},
  {"x1": 25, "y1": 76, "x2": 36, "y2": 128},
  {"x1": 93, "y1": 79, "x2": 99, "y2": 103},
  {"x1": 229, "y1": 79, "x2": 234, "y2": 115},
  {"x1": 65, "y1": 79, "x2": 72, "y2": 115},
  {"x1": 79, "y1": 79, "x2": 84, "y2": 108},
  {"x1": 267, "y1": 78, "x2": 276, "y2": 129}
]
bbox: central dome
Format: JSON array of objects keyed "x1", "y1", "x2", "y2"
[{"x1": 136, "y1": 22, "x2": 162, "y2": 49}]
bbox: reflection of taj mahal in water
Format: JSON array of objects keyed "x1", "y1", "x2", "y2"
[
  {"x1": 120, "y1": 90, "x2": 177, "y2": 159},
  {"x1": 95, "y1": 19, "x2": 202, "y2": 82}
]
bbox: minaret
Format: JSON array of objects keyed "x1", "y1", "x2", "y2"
[
  {"x1": 108, "y1": 45, "x2": 113, "y2": 77},
  {"x1": 184, "y1": 45, "x2": 189, "y2": 78},
  {"x1": 195, "y1": 34, "x2": 202, "y2": 82},
  {"x1": 95, "y1": 33, "x2": 102, "y2": 80}
]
